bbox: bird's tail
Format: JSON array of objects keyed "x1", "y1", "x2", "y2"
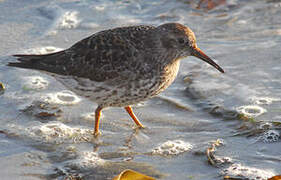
[{"x1": 8, "y1": 51, "x2": 65, "y2": 71}]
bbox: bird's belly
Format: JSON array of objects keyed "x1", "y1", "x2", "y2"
[{"x1": 53, "y1": 61, "x2": 180, "y2": 107}]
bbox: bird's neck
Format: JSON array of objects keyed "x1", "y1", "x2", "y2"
[{"x1": 157, "y1": 49, "x2": 181, "y2": 68}]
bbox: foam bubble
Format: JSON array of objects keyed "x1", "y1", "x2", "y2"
[
  {"x1": 57, "y1": 11, "x2": 80, "y2": 29},
  {"x1": 27, "y1": 122, "x2": 93, "y2": 144},
  {"x1": 260, "y1": 130, "x2": 280, "y2": 143},
  {"x1": 250, "y1": 96, "x2": 280, "y2": 105},
  {"x1": 221, "y1": 163, "x2": 275, "y2": 180},
  {"x1": 152, "y1": 140, "x2": 192, "y2": 155},
  {"x1": 94, "y1": 5, "x2": 105, "y2": 11},
  {"x1": 237, "y1": 20, "x2": 247, "y2": 25},
  {"x1": 23, "y1": 76, "x2": 49, "y2": 90},
  {"x1": 70, "y1": 151, "x2": 105, "y2": 168},
  {"x1": 44, "y1": 90, "x2": 81, "y2": 105},
  {"x1": 23, "y1": 46, "x2": 63, "y2": 54},
  {"x1": 46, "y1": 30, "x2": 57, "y2": 36},
  {"x1": 81, "y1": 112, "x2": 104, "y2": 121},
  {"x1": 236, "y1": 105, "x2": 267, "y2": 117}
]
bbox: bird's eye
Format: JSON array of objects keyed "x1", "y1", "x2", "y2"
[{"x1": 178, "y1": 38, "x2": 185, "y2": 44}]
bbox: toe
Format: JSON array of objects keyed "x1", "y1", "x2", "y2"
[{"x1": 93, "y1": 131, "x2": 101, "y2": 137}]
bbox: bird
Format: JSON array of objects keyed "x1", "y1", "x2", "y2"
[{"x1": 8, "y1": 23, "x2": 224, "y2": 136}]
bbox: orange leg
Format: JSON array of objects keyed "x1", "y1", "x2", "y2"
[
  {"x1": 125, "y1": 106, "x2": 144, "y2": 128},
  {"x1": 94, "y1": 106, "x2": 103, "y2": 136}
]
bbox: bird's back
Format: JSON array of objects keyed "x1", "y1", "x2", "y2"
[{"x1": 9, "y1": 25, "x2": 156, "y2": 82}]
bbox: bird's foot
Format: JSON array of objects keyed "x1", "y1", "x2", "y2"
[
  {"x1": 137, "y1": 124, "x2": 145, "y2": 129},
  {"x1": 132, "y1": 125, "x2": 146, "y2": 135},
  {"x1": 133, "y1": 125, "x2": 145, "y2": 133},
  {"x1": 93, "y1": 131, "x2": 101, "y2": 137}
]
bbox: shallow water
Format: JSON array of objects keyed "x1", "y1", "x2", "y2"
[{"x1": 0, "y1": 0, "x2": 281, "y2": 179}]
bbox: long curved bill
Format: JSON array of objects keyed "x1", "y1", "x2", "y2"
[{"x1": 191, "y1": 47, "x2": 224, "y2": 73}]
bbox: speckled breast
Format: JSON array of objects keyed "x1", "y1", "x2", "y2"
[
  {"x1": 55, "y1": 59, "x2": 180, "y2": 108},
  {"x1": 104, "y1": 59, "x2": 181, "y2": 107}
]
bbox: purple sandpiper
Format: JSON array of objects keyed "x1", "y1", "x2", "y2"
[{"x1": 9, "y1": 23, "x2": 224, "y2": 136}]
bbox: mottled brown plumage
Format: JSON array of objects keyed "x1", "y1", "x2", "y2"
[{"x1": 9, "y1": 23, "x2": 224, "y2": 136}]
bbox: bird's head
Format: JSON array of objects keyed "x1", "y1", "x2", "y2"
[{"x1": 156, "y1": 23, "x2": 224, "y2": 73}]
